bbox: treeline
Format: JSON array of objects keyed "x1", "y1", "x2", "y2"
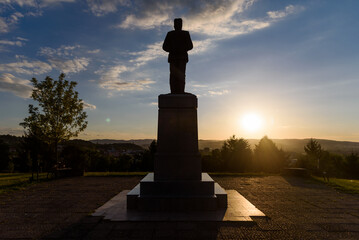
[
  {"x1": 201, "y1": 136, "x2": 359, "y2": 179},
  {"x1": 201, "y1": 135, "x2": 287, "y2": 173},
  {"x1": 1, "y1": 134, "x2": 358, "y2": 179},
  {"x1": 0, "y1": 135, "x2": 156, "y2": 176}
]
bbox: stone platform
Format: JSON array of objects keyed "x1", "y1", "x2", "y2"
[
  {"x1": 94, "y1": 189, "x2": 265, "y2": 222},
  {"x1": 127, "y1": 173, "x2": 227, "y2": 211}
]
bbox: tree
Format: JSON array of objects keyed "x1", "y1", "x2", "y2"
[
  {"x1": 0, "y1": 140, "x2": 10, "y2": 171},
  {"x1": 304, "y1": 138, "x2": 322, "y2": 159},
  {"x1": 254, "y1": 136, "x2": 287, "y2": 173},
  {"x1": 302, "y1": 138, "x2": 323, "y2": 172},
  {"x1": 221, "y1": 135, "x2": 252, "y2": 172},
  {"x1": 20, "y1": 73, "x2": 88, "y2": 172}
]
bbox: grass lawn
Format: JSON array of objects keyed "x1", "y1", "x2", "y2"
[
  {"x1": 313, "y1": 176, "x2": 359, "y2": 194},
  {"x1": 84, "y1": 172, "x2": 148, "y2": 177},
  {"x1": 0, "y1": 173, "x2": 48, "y2": 194}
]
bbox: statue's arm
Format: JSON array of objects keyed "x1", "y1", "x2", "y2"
[
  {"x1": 187, "y1": 32, "x2": 193, "y2": 51},
  {"x1": 162, "y1": 33, "x2": 170, "y2": 52}
]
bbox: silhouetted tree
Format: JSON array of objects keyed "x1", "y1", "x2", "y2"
[
  {"x1": 221, "y1": 135, "x2": 252, "y2": 172},
  {"x1": 20, "y1": 73, "x2": 88, "y2": 173},
  {"x1": 141, "y1": 140, "x2": 157, "y2": 171},
  {"x1": 254, "y1": 136, "x2": 287, "y2": 173},
  {"x1": 61, "y1": 144, "x2": 88, "y2": 176},
  {"x1": 345, "y1": 152, "x2": 359, "y2": 178},
  {"x1": 301, "y1": 138, "x2": 324, "y2": 173},
  {"x1": 0, "y1": 140, "x2": 10, "y2": 172}
]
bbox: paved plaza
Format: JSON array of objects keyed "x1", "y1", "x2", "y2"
[{"x1": 0, "y1": 175, "x2": 359, "y2": 239}]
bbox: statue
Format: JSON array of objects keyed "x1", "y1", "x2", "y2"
[{"x1": 162, "y1": 18, "x2": 193, "y2": 94}]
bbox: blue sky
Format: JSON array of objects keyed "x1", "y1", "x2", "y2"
[{"x1": 0, "y1": 0, "x2": 359, "y2": 141}]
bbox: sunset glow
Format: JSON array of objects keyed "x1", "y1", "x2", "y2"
[{"x1": 241, "y1": 113, "x2": 263, "y2": 132}]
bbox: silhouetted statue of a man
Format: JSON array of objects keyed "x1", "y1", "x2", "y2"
[{"x1": 163, "y1": 18, "x2": 193, "y2": 94}]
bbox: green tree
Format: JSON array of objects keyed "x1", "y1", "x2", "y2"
[
  {"x1": 20, "y1": 73, "x2": 88, "y2": 172},
  {"x1": 221, "y1": 135, "x2": 252, "y2": 172},
  {"x1": 254, "y1": 136, "x2": 287, "y2": 173}
]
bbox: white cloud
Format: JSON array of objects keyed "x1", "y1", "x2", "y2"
[
  {"x1": 0, "y1": 40, "x2": 24, "y2": 46},
  {"x1": 49, "y1": 57, "x2": 90, "y2": 73},
  {"x1": 82, "y1": 100, "x2": 96, "y2": 110},
  {"x1": 0, "y1": 0, "x2": 36, "y2": 7},
  {"x1": 129, "y1": 41, "x2": 166, "y2": 66},
  {"x1": 0, "y1": 12, "x2": 24, "y2": 33},
  {"x1": 0, "y1": 60, "x2": 52, "y2": 75},
  {"x1": 87, "y1": 49, "x2": 100, "y2": 54},
  {"x1": 208, "y1": 89, "x2": 229, "y2": 96},
  {"x1": 39, "y1": 45, "x2": 81, "y2": 57},
  {"x1": 0, "y1": 73, "x2": 32, "y2": 98},
  {"x1": 118, "y1": 13, "x2": 171, "y2": 29},
  {"x1": 86, "y1": 0, "x2": 128, "y2": 16},
  {"x1": 95, "y1": 64, "x2": 155, "y2": 92},
  {"x1": 267, "y1": 5, "x2": 304, "y2": 19}
]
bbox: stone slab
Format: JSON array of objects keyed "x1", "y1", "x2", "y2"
[
  {"x1": 94, "y1": 190, "x2": 265, "y2": 222},
  {"x1": 139, "y1": 173, "x2": 215, "y2": 196}
]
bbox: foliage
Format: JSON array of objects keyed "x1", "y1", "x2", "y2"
[
  {"x1": 0, "y1": 140, "x2": 10, "y2": 171},
  {"x1": 254, "y1": 136, "x2": 288, "y2": 173},
  {"x1": 221, "y1": 135, "x2": 252, "y2": 172},
  {"x1": 141, "y1": 140, "x2": 157, "y2": 171},
  {"x1": 345, "y1": 152, "x2": 359, "y2": 179},
  {"x1": 20, "y1": 73, "x2": 88, "y2": 172}
]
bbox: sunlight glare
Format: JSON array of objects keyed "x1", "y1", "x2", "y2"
[{"x1": 241, "y1": 113, "x2": 263, "y2": 132}]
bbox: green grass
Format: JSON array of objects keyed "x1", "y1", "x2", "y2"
[
  {"x1": 84, "y1": 172, "x2": 273, "y2": 177},
  {"x1": 312, "y1": 176, "x2": 359, "y2": 194},
  {"x1": 84, "y1": 172, "x2": 149, "y2": 177},
  {"x1": 0, "y1": 173, "x2": 48, "y2": 194},
  {"x1": 208, "y1": 172, "x2": 274, "y2": 177}
]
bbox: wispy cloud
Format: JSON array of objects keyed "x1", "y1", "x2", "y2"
[
  {"x1": 0, "y1": 37, "x2": 28, "y2": 51},
  {"x1": 0, "y1": 12, "x2": 24, "y2": 33},
  {"x1": 86, "y1": 0, "x2": 128, "y2": 17},
  {"x1": 48, "y1": 57, "x2": 90, "y2": 74},
  {"x1": 82, "y1": 100, "x2": 96, "y2": 110},
  {"x1": 208, "y1": 89, "x2": 229, "y2": 96},
  {"x1": 129, "y1": 41, "x2": 166, "y2": 66},
  {"x1": 38, "y1": 45, "x2": 81, "y2": 57},
  {"x1": 0, "y1": 73, "x2": 32, "y2": 98},
  {"x1": 0, "y1": 60, "x2": 52, "y2": 75},
  {"x1": 95, "y1": 64, "x2": 155, "y2": 92},
  {"x1": 267, "y1": 5, "x2": 304, "y2": 19}
]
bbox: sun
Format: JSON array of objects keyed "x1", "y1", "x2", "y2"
[{"x1": 241, "y1": 113, "x2": 263, "y2": 132}]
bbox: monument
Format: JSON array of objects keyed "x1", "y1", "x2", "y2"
[{"x1": 127, "y1": 18, "x2": 227, "y2": 211}]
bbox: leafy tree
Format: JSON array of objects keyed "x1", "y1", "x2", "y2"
[
  {"x1": 254, "y1": 136, "x2": 287, "y2": 173},
  {"x1": 20, "y1": 73, "x2": 88, "y2": 172},
  {"x1": 221, "y1": 135, "x2": 252, "y2": 172}
]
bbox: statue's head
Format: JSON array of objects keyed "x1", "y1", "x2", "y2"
[{"x1": 174, "y1": 18, "x2": 182, "y2": 31}]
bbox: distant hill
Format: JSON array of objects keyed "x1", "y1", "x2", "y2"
[
  {"x1": 199, "y1": 139, "x2": 359, "y2": 155},
  {"x1": 2, "y1": 135, "x2": 358, "y2": 155},
  {"x1": 89, "y1": 139, "x2": 154, "y2": 148}
]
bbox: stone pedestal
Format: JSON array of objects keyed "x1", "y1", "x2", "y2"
[{"x1": 127, "y1": 93, "x2": 227, "y2": 211}]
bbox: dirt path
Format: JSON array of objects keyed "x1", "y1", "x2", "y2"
[{"x1": 1, "y1": 175, "x2": 359, "y2": 239}]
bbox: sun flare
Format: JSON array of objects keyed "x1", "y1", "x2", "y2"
[{"x1": 241, "y1": 113, "x2": 263, "y2": 132}]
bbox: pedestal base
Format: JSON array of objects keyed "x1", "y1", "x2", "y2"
[{"x1": 127, "y1": 173, "x2": 227, "y2": 211}]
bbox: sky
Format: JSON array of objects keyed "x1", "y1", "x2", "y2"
[{"x1": 0, "y1": 0, "x2": 359, "y2": 141}]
